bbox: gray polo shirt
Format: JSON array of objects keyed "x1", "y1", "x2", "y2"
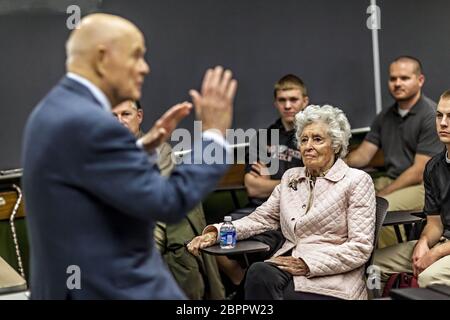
[{"x1": 365, "y1": 94, "x2": 443, "y2": 179}]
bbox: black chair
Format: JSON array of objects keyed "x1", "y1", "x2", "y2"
[
  {"x1": 383, "y1": 210, "x2": 425, "y2": 243},
  {"x1": 368, "y1": 197, "x2": 389, "y2": 266},
  {"x1": 230, "y1": 207, "x2": 255, "y2": 221},
  {"x1": 366, "y1": 196, "x2": 389, "y2": 298}
]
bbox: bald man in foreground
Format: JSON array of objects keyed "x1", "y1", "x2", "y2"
[{"x1": 22, "y1": 14, "x2": 237, "y2": 299}]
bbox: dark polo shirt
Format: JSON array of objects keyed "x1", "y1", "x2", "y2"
[
  {"x1": 365, "y1": 95, "x2": 442, "y2": 178},
  {"x1": 423, "y1": 150, "x2": 450, "y2": 238}
]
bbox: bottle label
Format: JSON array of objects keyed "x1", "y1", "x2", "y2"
[
  {"x1": 226, "y1": 234, "x2": 233, "y2": 244},
  {"x1": 220, "y1": 229, "x2": 236, "y2": 248}
]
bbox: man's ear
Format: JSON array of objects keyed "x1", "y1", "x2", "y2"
[
  {"x1": 274, "y1": 97, "x2": 281, "y2": 110},
  {"x1": 303, "y1": 96, "x2": 310, "y2": 108},
  {"x1": 137, "y1": 109, "x2": 144, "y2": 124},
  {"x1": 418, "y1": 74, "x2": 425, "y2": 88},
  {"x1": 94, "y1": 45, "x2": 108, "y2": 77}
]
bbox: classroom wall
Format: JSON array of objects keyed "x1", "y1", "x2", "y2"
[{"x1": 1, "y1": 0, "x2": 449, "y2": 169}]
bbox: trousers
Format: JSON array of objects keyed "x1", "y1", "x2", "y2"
[{"x1": 244, "y1": 262, "x2": 340, "y2": 300}]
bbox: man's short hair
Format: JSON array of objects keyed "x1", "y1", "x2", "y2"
[
  {"x1": 391, "y1": 55, "x2": 423, "y2": 75},
  {"x1": 441, "y1": 90, "x2": 450, "y2": 100},
  {"x1": 135, "y1": 100, "x2": 142, "y2": 109},
  {"x1": 274, "y1": 74, "x2": 308, "y2": 98}
]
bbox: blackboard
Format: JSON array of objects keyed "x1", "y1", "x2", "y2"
[{"x1": 1, "y1": 0, "x2": 449, "y2": 170}]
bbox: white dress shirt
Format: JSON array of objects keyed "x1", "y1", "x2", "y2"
[{"x1": 66, "y1": 72, "x2": 111, "y2": 112}]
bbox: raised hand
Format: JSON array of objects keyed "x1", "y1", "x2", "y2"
[
  {"x1": 189, "y1": 66, "x2": 238, "y2": 136},
  {"x1": 140, "y1": 102, "x2": 192, "y2": 152}
]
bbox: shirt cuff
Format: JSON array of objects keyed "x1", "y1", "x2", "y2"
[
  {"x1": 202, "y1": 129, "x2": 231, "y2": 153},
  {"x1": 202, "y1": 224, "x2": 221, "y2": 243},
  {"x1": 136, "y1": 138, "x2": 159, "y2": 164}
]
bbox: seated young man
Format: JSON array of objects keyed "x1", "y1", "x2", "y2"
[
  {"x1": 217, "y1": 74, "x2": 309, "y2": 286},
  {"x1": 245, "y1": 74, "x2": 308, "y2": 206},
  {"x1": 373, "y1": 90, "x2": 450, "y2": 288},
  {"x1": 112, "y1": 100, "x2": 225, "y2": 299}
]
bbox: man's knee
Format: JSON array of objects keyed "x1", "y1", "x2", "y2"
[
  {"x1": 417, "y1": 266, "x2": 449, "y2": 288},
  {"x1": 418, "y1": 269, "x2": 435, "y2": 287},
  {"x1": 382, "y1": 185, "x2": 424, "y2": 212},
  {"x1": 373, "y1": 241, "x2": 416, "y2": 282}
]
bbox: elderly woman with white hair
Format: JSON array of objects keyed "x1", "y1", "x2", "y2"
[{"x1": 188, "y1": 105, "x2": 376, "y2": 300}]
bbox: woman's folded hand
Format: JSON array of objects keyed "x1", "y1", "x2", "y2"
[{"x1": 266, "y1": 256, "x2": 310, "y2": 276}]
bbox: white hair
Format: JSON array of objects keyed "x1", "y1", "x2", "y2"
[{"x1": 294, "y1": 105, "x2": 352, "y2": 158}]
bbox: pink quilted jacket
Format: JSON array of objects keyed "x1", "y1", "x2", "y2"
[{"x1": 211, "y1": 158, "x2": 376, "y2": 300}]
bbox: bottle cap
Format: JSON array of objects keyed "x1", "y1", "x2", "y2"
[{"x1": 224, "y1": 216, "x2": 232, "y2": 222}]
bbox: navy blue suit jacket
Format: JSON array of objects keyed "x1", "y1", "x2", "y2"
[{"x1": 22, "y1": 77, "x2": 228, "y2": 299}]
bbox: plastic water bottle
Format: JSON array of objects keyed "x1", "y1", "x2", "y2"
[{"x1": 220, "y1": 216, "x2": 236, "y2": 249}]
